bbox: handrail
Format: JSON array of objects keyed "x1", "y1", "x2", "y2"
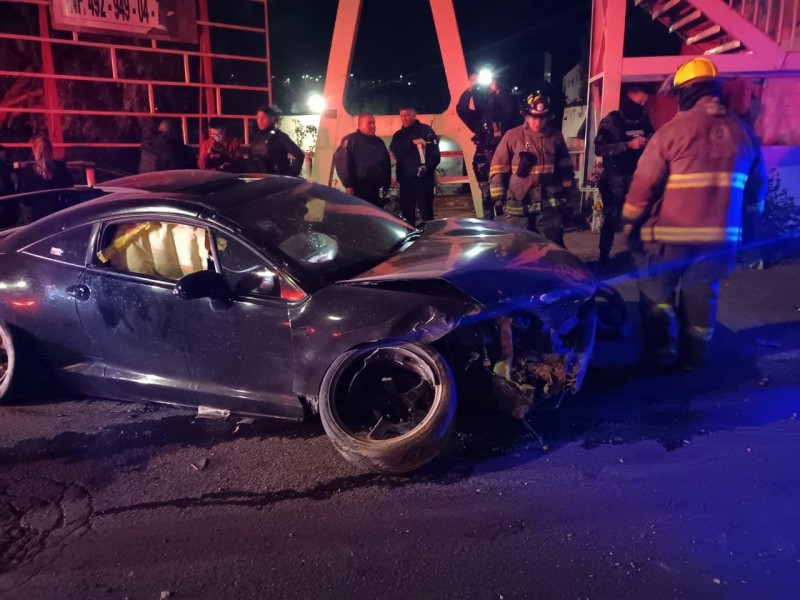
[{"x1": 724, "y1": 0, "x2": 800, "y2": 47}]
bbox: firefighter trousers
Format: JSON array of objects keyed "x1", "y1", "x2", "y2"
[
  {"x1": 633, "y1": 243, "x2": 734, "y2": 366},
  {"x1": 504, "y1": 206, "x2": 564, "y2": 246}
]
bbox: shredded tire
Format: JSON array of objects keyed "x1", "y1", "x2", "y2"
[
  {"x1": 0, "y1": 321, "x2": 20, "y2": 403},
  {"x1": 319, "y1": 342, "x2": 456, "y2": 474}
]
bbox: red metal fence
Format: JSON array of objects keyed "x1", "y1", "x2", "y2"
[{"x1": 0, "y1": 0, "x2": 272, "y2": 175}]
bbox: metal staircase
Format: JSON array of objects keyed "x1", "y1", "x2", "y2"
[{"x1": 634, "y1": 0, "x2": 800, "y2": 55}]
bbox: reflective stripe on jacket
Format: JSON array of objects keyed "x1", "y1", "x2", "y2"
[
  {"x1": 622, "y1": 98, "x2": 767, "y2": 245},
  {"x1": 488, "y1": 124, "x2": 574, "y2": 213}
]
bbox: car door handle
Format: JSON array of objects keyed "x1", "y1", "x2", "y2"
[{"x1": 66, "y1": 284, "x2": 91, "y2": 302}]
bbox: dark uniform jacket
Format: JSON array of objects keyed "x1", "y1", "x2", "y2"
[
  {"x1": 389, "y1": 120, "x2": 440, "y2": 186},
  {"x1": 333, "y1": 130, "x2": 391, "y2": 191},
  {"x1": 622, "y1": 97, "x2": 767, "y2": 245},
  {"x1": 456, "y1": 88, "x2": 519, "y2": 152},
  {"x1": 488, "y1": 124, "x2": 574, "y2": 215},
  {"x1": 249, "y1": 127, "x2": 304, "y2": 176},
  {"x1": 139, "y1": 133, "x2": 195, "y2": 174},
  {"x1": 594, "y1": 102, "x2": 654, "y2": 200}
]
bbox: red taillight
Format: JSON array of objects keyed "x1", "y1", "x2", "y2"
[{"x1": 280, "y1": 279, "x2": 306, "y2": 302}]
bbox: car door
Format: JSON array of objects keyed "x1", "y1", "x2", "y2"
[
  {"x1": 12, "y1": 223, "x2": 103, "y2": 393},
  {"x1": 180, "y1": 228, "x2": 302, "y2": 418},
  {"x1": 75, "y1": 216, "x2": 201, "y2": 405}
]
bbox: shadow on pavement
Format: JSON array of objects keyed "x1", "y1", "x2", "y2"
[
  {"x1": 429, "y1": 318, "x2": 800, "y2": 479},
  {"x1": 2, "y1": 313, "x2": 797, "y2": 486},
  {"x1": 1, "y1": 409, "x2": 323, "y2": 468}
]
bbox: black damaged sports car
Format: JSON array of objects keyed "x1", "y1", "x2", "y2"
[{"x1": 0, "y1": 171, "x2": 598, "y2": 473}]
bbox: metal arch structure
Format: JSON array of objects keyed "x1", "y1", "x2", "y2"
[{"x1": 310, "y1": 0, "x2": 484, "y2": 218}]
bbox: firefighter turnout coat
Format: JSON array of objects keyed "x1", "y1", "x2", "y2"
[
  {"x1": 622, "y1": 98, "x2": 767, "y2": 245},
  {"x1": 488, "y1": 124, "x2": 574, "y2": 217}
]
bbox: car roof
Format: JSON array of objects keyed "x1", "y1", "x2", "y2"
[
  {"x1": 101, "y1": 170, "x2": 269, "y2": 195},
  {"x1": 0, "y1": 174, "x2": 310, "y2": 246},
  {"x1": 0, "y1": 171, "x2": 270, "y2": 205}
]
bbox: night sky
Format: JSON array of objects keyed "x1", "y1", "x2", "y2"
[{"x1": 268, "y1": 0, "x2": 594, "y2": 112}]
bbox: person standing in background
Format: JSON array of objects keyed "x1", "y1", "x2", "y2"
[
  {"x1": 593, "y1": 84, "x2": 654, "y2": 263},
  {"x1": 333, "y1": 112, "x2": 391, "y2": 208},
  {"x1": 248, "y1": 106, "x2": 304, "y2": 176},
  {"x1": 17, "y1": 134, "x2": 73, "y2": 193},
  {"x1": 390, "y1": 107, "x2": 440, "y2": 226}
]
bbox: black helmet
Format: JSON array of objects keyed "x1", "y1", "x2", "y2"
[{"x1": 522, "y1": 92, "x2": 550, "y2": 117}]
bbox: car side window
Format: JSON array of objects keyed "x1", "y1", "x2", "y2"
[
  {"x1": 213, "y1": 232, "x2": 289, "y2": 298},
  {"x1": 96, "y1": 220, "x2": 211, "y2": 282},
  {"x1": 23, "y1": 224, "x2": 94, "y2": 266}
]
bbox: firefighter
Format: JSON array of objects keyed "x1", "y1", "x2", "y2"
[
  {"x1": 332, "y1": 112, "x2": 391, "y2": 208},
  {"x1": 456, "y1": 73, "x2": 519, "y2": 219},
  {"x1": 488, "y1": 93, "x2": 575, "y2": 245},
  {"x1": 622, "y1": 57, "x2": 767, "y2": 370},
  {"x1": 593, "y1": 83, "x2": 654, "y2": 262}
]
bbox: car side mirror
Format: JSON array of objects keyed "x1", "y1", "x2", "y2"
[{"x1": 174, "y1": 270, "x2": 231, "y2": 301}]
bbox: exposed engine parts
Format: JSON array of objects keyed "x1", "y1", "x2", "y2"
[{"x1": 442, "y1": 304, "x2": 596, "y2": 419}]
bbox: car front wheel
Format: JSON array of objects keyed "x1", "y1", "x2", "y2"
[
  {"x1": 319, "y1": 343, "x2": 456, "y2": 475},
  {"x1": 0, "y1": 321, "x2": 20, "y2": 402}
]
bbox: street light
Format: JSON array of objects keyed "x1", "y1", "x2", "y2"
[
  {"x1": 477, "y1": 67, "x2": 493, "y2": 87},
  {"x1": 307, "y1": 93, "x2": 326, "y2": 114}
]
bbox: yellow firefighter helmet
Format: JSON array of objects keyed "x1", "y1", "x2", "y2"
[{"x1": 673, "y1": 57, "x2": 719, "y2": 88}]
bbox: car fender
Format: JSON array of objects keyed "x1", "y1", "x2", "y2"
[{"x1": 289, "y1": 282, "x2": 477, "y2": 398}]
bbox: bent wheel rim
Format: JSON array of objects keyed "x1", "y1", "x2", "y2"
[{"x1": 330, "y1": 346, "x2": 443, "y2": 444}]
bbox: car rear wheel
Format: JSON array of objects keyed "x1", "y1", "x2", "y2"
[
  {"x1": 319, "y1": 343, "x2": 456, "y2": 475},
  {"x1": 0, "y1": 321, "x2": 19, "y2": 402}
]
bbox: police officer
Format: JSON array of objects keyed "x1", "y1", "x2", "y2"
[
  {"x1": 390, "y1": 106, "x2": 440, "y2": 226},
  {"x1": 456, "y1": 74, "x2": 519, "y2": 219},
  {"x1": 333, "y1": 112, "x2": 391, "y2": 207},
  {"x1": 593, "y1": 83, "x2": 654, "y2": 262},
  {"x1": 248, "y1": 106, "x2": 304, "y2": 176},
  {"x1": 489, "y1": 93, "x2": 575, "y2": 245},
  {"x1": 622, "y1": 57, "x2": 767, "y2": 370}
]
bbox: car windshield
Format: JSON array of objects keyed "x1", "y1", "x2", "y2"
[{"x1": 222, "y1": 181, "x2": 414, "y2": 281}]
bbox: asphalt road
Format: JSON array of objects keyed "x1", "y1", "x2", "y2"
[{"x1": 2, "y1": 233, "x2": 799, "y2": 600}]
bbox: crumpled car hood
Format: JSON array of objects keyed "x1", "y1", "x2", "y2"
[{"x1": 341, "y1": 218, "x2": 597, "y2": 307}]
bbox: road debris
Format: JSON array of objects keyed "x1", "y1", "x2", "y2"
[
  {"x1": 160, "y1": 591, "x2": 173, "y2": 599},
  {"x1": 191, "y1": 458, "x2": 208, "y2": 471},
  {"x1": 233, "y1": 417, "x2": 256, "y2": 433},
  {"x1": 522, "y1": 417, "x2": 549, "y2": 451},
  {"x1": 196, "y1": 406, "x2": 230, "y2": 419}
]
